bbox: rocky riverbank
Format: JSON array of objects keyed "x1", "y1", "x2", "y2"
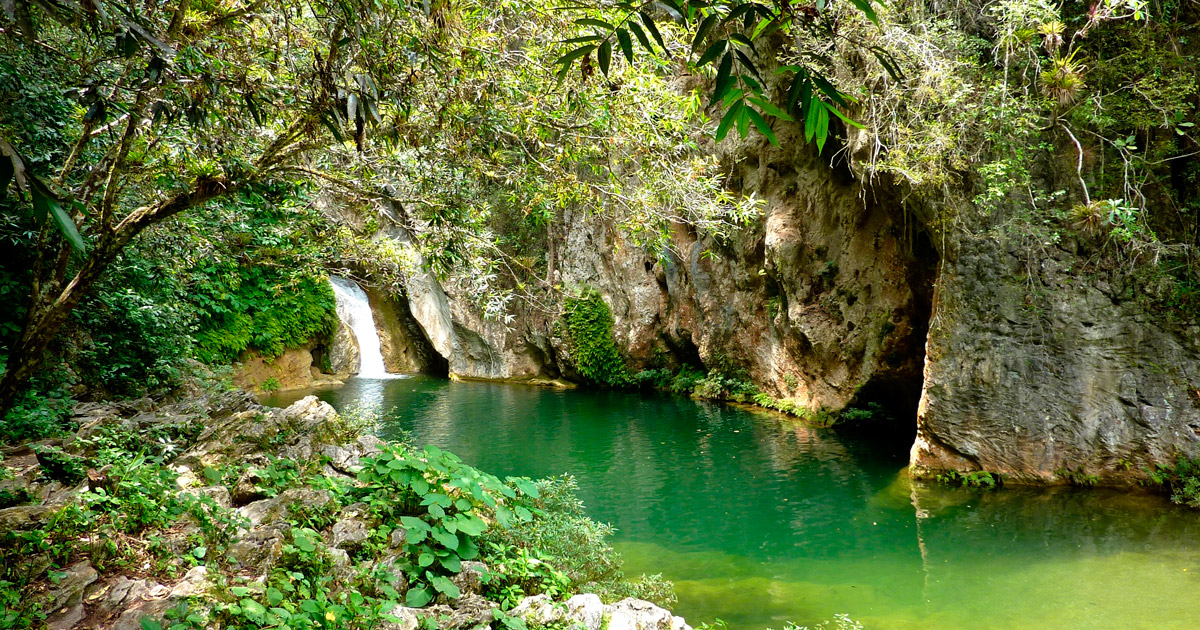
[{"x1": 0, "y1": 391, "x2": 685, "y2": 629}]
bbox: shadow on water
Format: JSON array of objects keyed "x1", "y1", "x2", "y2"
[{"x1": 266, "y1": 377, "x2": 1200, "y2": 630}]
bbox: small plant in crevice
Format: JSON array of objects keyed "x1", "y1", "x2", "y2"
[
  {"x1": 1146, "y1": 455, "x2": 1200, "y2": 508},
  {"x1": 1055, "y1": 467, "x2": 1099, "y2": 487},
  {"x1": 935, "y1": 470, "x2": 1000, "y2": 488}
]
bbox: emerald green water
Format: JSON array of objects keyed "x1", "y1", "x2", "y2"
[{"x1": 267, "y1": 376, "x2": 1200, "y2": 629}]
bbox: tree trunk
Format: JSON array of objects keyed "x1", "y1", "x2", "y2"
[{"x1": 0, "y1": 242, "x2": 121, "y2": 417}]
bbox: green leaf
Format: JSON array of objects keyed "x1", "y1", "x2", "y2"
[
  {"x1": 598, "y1": 40, "x2": 612, "y2": 76},
  {"x1": 654, "y1": 1, "x2": 684, "y2": 22},
  {"x1": 747, "y1": 108, "x2": 779, "y2": 146},
  {"x1": 616, "y1": 28, "x2": 634, "y2": 63},
  {"x1": 241, "y1": 599, "x2": 267, "y2": 617},
  {"x1": 715, "y1": 100, "x2": 742, "y2": 141},
  {"x1": 737, "y1": 105, "x2": 750, "y2": 138},
  {"x1": 266, "y1": 588, "x2": 283, "y2": 606},
  {"x1": 805, "y1": 97, "x2": 822, "y2": 143},
  {"x1": 848, "y1": 0, "x2": 879, "y2": 25},
  {"x1": 825, "y1": 104, "x2": 866, "y2": 129},
  {"x1": 140, "y1": 617, "x2": 163, "y2": 630},
  {"x1": 574, "y1": 18, "x2": 613, "y2": 30},
  {"x1": 418, "y1": 552, "x2": 435, "y2": 567},
  {"x1": 691, "y1": 13, "x2": 719, "y2": 53},
  {"x1": 723, "y1": 3, "x2": 757, "y2": 26},
  {"x1": 728, "y1": 33, "x2": 755, "y2": 51},
  {"x1": 696, "y1": 40, "x2": 726, "y2": 67},
  {"x1": 31, "y1": 180, "x2": 85, "y2": 252},
  {"x1": 711, "y1": 52, "x2": 734, "y2": 106},
  {"x1": 811, "y1": 74, "x2": 850, "y2": 107},
  {"x1": 555, "y1": 45, "x2": 595, "y2": 68},
  {"x1": 509, "y1": 477, "x2": 539, "y2": 498},
  {"x1": 406, "y1": 586, "x2": 432, "y2": 607},
  {"x1": 432, "y1": 527, "x2": 459, "y2": 549},
  {"x1": 748, "y1": 96, "x2": 793, "y2": 121},
  {"x1": 440, "y1": 554, "x2": 462, "y2": 573},
  {"x1": 455, "y1": 514, "x2": 486, "y2": 536},
  {"x1": 430, "y1": 575, "x2": 461, "y2": 599},
  {"x1": 191, "y1": 545, "x2": 207, "y2": 559},
  {"x1": 628, "y1": 20, "x2": 654, "y2": 53},
  {"x1": 639, "y1": 13, "x2": 666, "y2": 51}
]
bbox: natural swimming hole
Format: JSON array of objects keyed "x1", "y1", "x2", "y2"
[{"x1": 266, "y1": 376, "x2": 1200, "y2": 630}]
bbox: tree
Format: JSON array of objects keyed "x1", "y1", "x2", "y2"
[
  {"x1": 0, "y1": 0, "x2": 471, "y2": 414},
  {"x1": 0, "y1": 0, "x2": 881, "y2": 415},
  {"x1": 553, "y1": 0, "x2": 889, "y2": 151}
]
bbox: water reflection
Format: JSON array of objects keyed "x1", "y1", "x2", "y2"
[{"x1": 265, "y1": 377, "x2": 1200, "y2": 630}]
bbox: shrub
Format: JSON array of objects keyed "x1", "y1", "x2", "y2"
[
  {"x1": 482, "y1": 475, "x2": 677, "y2": 608},
  {"x1": 935, "y1": 470, "x2": 1000, "y2": 488},
  {"x1": 1147, "y1": 455, "x2": 1200, "y2": 507}
]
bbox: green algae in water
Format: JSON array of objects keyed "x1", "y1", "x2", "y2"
[{"x1": 266, "y1": 377, "x2": 1200, "y2": 629}]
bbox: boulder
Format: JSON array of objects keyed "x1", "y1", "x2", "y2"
[
  {"x1": 566, "y1": 594, "x2": 605, "y2": 630},
  {"x1": 110, "y1": 566, "x2": 208, "y2": 630},
  {"x1": 511, "y1": 594, "x2": 563, "y2": 626},
  {"x1": 604, "y1": 599, "x2": 691, "y2": 630},
  {"x1": 237, "y1": 488, "x2": 335, "y2": 529},
  {"x1": 227, "y1": 523, "x2": 288, "y2": 571},
  {"x1": 331, "y1": 516, "x2": 371, "y2": 553}
]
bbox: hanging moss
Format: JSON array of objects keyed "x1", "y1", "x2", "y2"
[{"x1": 560, "y1": 289, "x2": 629, "y2": 387}]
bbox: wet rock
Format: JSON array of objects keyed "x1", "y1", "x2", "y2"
[
  {"x1": 330, "y1": 320, "x2": 361, "y2": 374},
  {"x1": 604, "y1": 599, "x2": 691, "y2": 630}
]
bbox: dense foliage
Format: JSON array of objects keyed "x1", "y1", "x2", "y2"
[
  {"x1": 0, "y1": 406, "x2": 673, "y2": 628},
  {"x1": 559, "y1": 290, "x2": 631, "y2": 387}
]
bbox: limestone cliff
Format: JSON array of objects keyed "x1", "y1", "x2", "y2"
[{"x1": 339, "y1": 125, "x2": 1199, "y2": 484}]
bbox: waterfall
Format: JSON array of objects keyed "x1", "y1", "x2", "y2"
[{"x1": 329, "y1": 276, "x2": 394, "y2": 379}]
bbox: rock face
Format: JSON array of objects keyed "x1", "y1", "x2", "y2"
[
  {"x1": 232, "y1": 345, "x2": 345, "y2": 393},
  {"x1": 329, "y1": 321, "x2": 361, "y2": 374},
  {"x1": 363, "y1": 286, "x2": 444, "y2": 374},
  {"x1": 912, "y1": 236, "x2": 1200, "y2": 484},
  {"x1": 326, "y1": 128, "x2": 1197, "y2": 484}
]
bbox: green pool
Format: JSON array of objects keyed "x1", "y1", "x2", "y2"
[{"x1": 266, "y1": 376, "x2": 1200, "y2": 629}]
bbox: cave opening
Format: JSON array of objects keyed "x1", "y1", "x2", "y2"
[{"x1": 837, "y1": 224, "x2": 939, "y2": 464}]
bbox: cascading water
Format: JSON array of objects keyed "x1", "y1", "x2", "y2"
[{"x1": 329, "y1": 276, "x2": 395, "y2": 379}]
